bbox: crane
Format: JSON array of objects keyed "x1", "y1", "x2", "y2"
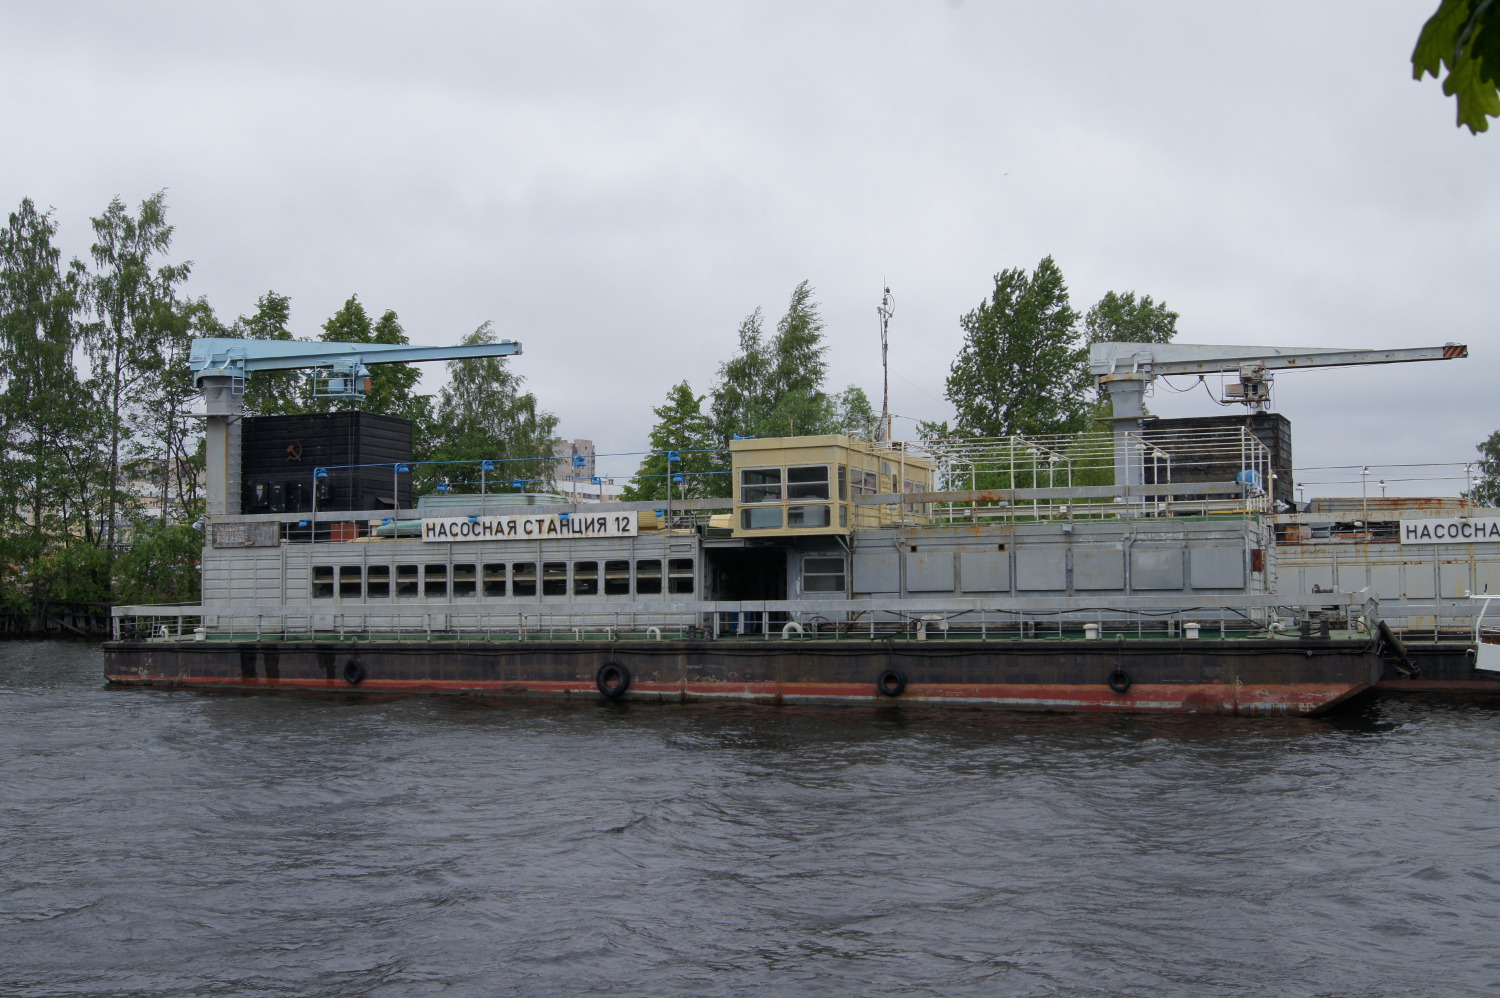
[
  {"x1": 194, "y1": 335, "x2": 524, "y2": 517},
  {"x1": 1088, "y1": 341, "x2": 1469, "y2": 487}
]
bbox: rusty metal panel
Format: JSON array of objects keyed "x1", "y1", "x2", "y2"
[
  {"x1": 1016, "y1": 545, "x2": 1066, "y2": 591},
  {"x1": 905, "y1": 550, "x2": 954, "y2": 592},
  {"x1": 1131, "y1": 546, "x2": 1185, "y2": 590},
  {"x1": 1440, "y1": 560, "x2": 1472, "y2": 598},
  {"x1": 852, "y1": 550, "x2": 900, "y2": 594},
  {"x1": 211, "y1": 521, "x2": 279, "y2": 548},
  {"x1": 1189, "y1": 546, "x2": 1245, "y2": 589},
  {"x1": 1478, "y1": 562, "x2": 1500, "y2": 595},
  {"x1": 1404, "y1": 562, "x2": 1436, "y2": 599},
  {"x1": 959, "y1": 550, "x2": 1010, "y2": 593},
  {"x1": 1368, "y1": 565, "x2": 1400, "y2": 600},
  {"x1": 1073, "y1": 545, "x2": 1125, "y2": 591},
  {"x1": 1299, "y1": 565, "x2": 1334, "y2": 593}
]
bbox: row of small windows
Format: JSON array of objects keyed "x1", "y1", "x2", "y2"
[
  {"x1": 739, "y1": 463, "x2": 927, "y2": 513},
  {"x1": 312, "y1": 559, "x2": 696, "y2": 600},
  {"x1": 741, "y1": 465, "x2": 835, "y2": 503},
  {"x1": 741, "y1": 504, "x2": 847, "y2": 531}
]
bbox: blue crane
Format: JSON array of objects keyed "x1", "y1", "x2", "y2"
[{"x1": 195, "y1": 335, "x2": 524, "y2": 517}]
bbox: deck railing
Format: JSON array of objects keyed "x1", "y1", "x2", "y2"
[{"x1": 113, "y1": 593, "x2": 1377, "y2": 643}]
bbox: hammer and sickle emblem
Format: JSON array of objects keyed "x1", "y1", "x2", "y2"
[{"x1": 285, "y1": 441, "x2": 303, "y2": 462}]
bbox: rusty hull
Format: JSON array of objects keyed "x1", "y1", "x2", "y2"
[{"x1": 104, "y1": 638, "x2": 1382, "y2": 717}]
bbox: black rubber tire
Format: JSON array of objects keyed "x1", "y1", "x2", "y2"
[
  {"x1": 342, "y1": 660, "x2": 366, "y2": 686},
  {"x1": 1107, "y1": 668, "x2": 1132, "y2": 694},
  {"x1": 596, "y1": 662, "x2": 631, "y2": 699},
  {"x1": 876, "y1": 668, "x2": 908, "y2": 697}
]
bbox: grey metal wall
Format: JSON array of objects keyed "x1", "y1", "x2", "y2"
[{"x1": 850, "y1": 519, "x2": 1265, "y2": 598}]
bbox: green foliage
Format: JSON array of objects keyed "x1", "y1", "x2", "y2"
[
  {"x1": 1465, "y1": 430, "x2": 1500, "y2": 506},
  {"x1": 83, "y1": 191, "x2": 194, "y2": 547},
  {"x1": 945, "y1": 256, "x2": 1092, "y2": 438},
  {"x1": 234, "y1": 291, "x2": 305, "y2": 417},
  {"x1": 832, "y1": 385, "x2": 878, "y2": 439},
  {"x1": 425, "y1": 321, "x2": 559, "y2": 493},
  {"x1": 1083, "y1": 290, "x2": 1178, "y2": 346},
  {"x1": 708, "y1": 280, "x2": 870, "y2": 443},
  {"x1": 112, "y1": 522, "x2": 202, "y2": 605},
  {"x1": 622, "y1": 381, "x2": 724, "y2": 501},
  {"x1": 1413, "y1": 0, "x2": 1500, "y2": 134},
  {"x1": 0, "y1": 199, "x2": 101, "y2": 606}
]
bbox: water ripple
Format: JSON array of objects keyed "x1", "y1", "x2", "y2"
[{"x1": 4, "y1": 643, "x2": 1500, "y2": 997}]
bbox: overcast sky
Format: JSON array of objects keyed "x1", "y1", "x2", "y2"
[{"x1": 4, "y1": 1, "x2": 1495, "y2": 497}]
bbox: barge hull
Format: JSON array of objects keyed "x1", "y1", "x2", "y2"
[{"x1": 104, "y1": 638, "x2": 1381, "y2": 717}]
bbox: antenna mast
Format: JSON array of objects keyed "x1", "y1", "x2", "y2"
[{"x1": 877, "y1": 285, "x2": 894, "y2": 441}]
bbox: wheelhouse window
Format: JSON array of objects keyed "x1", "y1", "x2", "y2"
[
  {"x1": 312, "y1": 565, "x2": 334, "y2": 599},
  {"x1": 452, "y1": 563, "x2": 477, "y2": 597},
  {"x1": 787, "y1": 504, "x2": 831, "y2": 528},
  {"x1": 741, "y1": 507, "x2": 783, "y2": 530},
  {"x1": 338, "y1": 565, "x2": 362, "y2": 599},
  {"x1": 787, "y1": 465, "x2": 830, "y2": 500},
  {"x1": 740, "y1": 468, "x2": 782, "y2": 503},
  {"x1": 636, "y1": 559, "x2": 662, "y2": 595},
  {"x1": 512, "y1": 562, "x2": 537, "y2": 597},
  {"x1": 574, "y1": 561, "x2": 599, "y2": 596},
  {"x1": 396, "y1": 564, "x2": 419, "y2": 597},
  {"x1": 668, "y1": 558, "x2": 695, "y2": 595},
  {"x1": 482, "y1": 563, "x2": 506, "y2": 597},
  {"x1": 852, "y1": 469, "x2": 878, "y2": 496},
  {"x1": 837, "y1": 465, "x2": 848, "y2": 501},
  {"x1": 803, "y1": 556, "x2": 847, "y2": 593},
  {"x1": 367, "y1": 565, "x2": 390, "y2": 598},
  {"x1": 542, "y1": 562, "x2": 567, "y2": 596},
  {"x1": 604, "y1": 560, "x2": 631, "y2": 595}
]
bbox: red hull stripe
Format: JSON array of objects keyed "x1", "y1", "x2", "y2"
[{"x1": 104, "y1": 674, "x2": 1367, "y2": 714}]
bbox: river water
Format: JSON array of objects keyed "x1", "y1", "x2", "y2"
[{"x1": 3, "y1": 641, "x2": 1499, "y2": 997}]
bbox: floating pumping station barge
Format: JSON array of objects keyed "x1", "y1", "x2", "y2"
[{"x1": 104, "y1": 336, "x2": 1489, "y2": 716}]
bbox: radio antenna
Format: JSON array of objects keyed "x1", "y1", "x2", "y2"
[{"x1": 877, "y1": 284, "x2": 894, "y2": 441}]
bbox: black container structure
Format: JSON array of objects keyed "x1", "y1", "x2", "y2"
[
  {"x1": 241, "y1": 412, "x2": 413, "y2": 515},
  {"x1": 1145, "y1": 413, "x2": 1294, "y2": 507}
]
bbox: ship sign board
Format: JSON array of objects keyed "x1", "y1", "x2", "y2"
[
  {"x1": 1399, "y1": 516, "x2": 1500, "y2": 545},
  {"x1": 422, "y1": 511, "x2": 638, "y2": 542}
]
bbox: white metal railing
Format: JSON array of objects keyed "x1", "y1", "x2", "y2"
[{"x1": 112, "y1": 593, "x2": 1377, "y2": 643}]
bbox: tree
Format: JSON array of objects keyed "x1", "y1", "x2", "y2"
[
  {"x1": 831, "y1": 385, "x2": 878, "y2": 439},
  {"x1": 1083, "y1": 290, "x2": 1178, "y2": 346},
  {"x1": 310, "y1": 296, "x2": 433, "y2": 455},
  {"x1": 0, "y1": 199, "x2": 101, "y2": 609},
  {"x1": 709, "y1": 307, "x2": 773, "y2": 443},
  {"x1": 134, "y1": 292, "x2": 214, "y2": 526},
  {"x1": 426, "y1": 321, "x2": 558, "y2": 491},
  {"x1": 1414, "y1": 0, "x2": 1500, "y2": 134},
  {"x1": 764, "y1": 280, "x2": 833, "y2": 437},
  {"x1": 234, "y1": 291, "x2": 305, "y2": 417},
  {"x1": 83, "y1": 191, "x2": 192, "y2": 568},
  {"x1": 111, "y1": 521, "x2": 201, "y2": 605},
  {"x1": 945, "y1": 256, "x2": 1091, "y2": 438},
  {"x1": 1465, "y1": 430, "x2": 1500, "y2": 506},
  {"x1": 708, "y1": 281, "x2": 869, "y2": 444},
  {"x1": 621, "y1": 381, "x2": 723, "y2": 501}
]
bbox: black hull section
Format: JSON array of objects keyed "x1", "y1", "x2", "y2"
[{"x1": 1377, "y1": 642, "x2": 1499, "y2": 693}]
